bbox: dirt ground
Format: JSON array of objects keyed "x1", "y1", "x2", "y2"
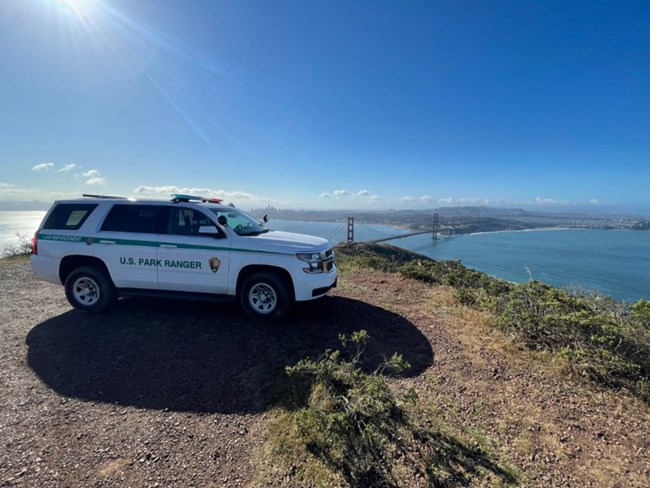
[{"x1": 1, "y1": 258, "x2": 649, "y2": 487}]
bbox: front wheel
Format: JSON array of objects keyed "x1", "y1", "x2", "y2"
[
  {"x1": 239, "y1": 272, "x2": 292, "y2": 321},
  {"x1": 64, "y1": 266, "x2": 116, "y2": 313}
]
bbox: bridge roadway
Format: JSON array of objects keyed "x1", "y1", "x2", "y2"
[{"x1": 368, "y1": 229, "x2": 435, "y2": 244}]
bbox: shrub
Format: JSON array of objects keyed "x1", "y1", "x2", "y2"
[
  {"x1": 495, "y1": 282, "x2": 650, "y2": 399},
  {"x1": 631, "y1": 300, "x2": 650, "y2": 329},
  {"x1": 1, "y1": 233, "x2": 33, "y2": 258},
  {"x1": 256, "y1": 331, "x2": 519, "y2": 487},
  {"x1": 285, "y1": 331, "x2": 413, "y2": 486}
]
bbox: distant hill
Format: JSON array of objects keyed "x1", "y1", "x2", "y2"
[{"x1": 251, "y1": 205, "x2": 649, "y2": 233}]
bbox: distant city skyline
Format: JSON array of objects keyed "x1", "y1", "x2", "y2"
[{"x1": 1, "y1": 0, "x2": 649, "y2": 213}]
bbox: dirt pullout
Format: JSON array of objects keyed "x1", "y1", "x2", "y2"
[{"x1": 1, "y1": 259, "x2": 648, "y2": 487}]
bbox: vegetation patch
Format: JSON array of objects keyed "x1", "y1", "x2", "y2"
[
  {"x1": 252, "y1": 331, "x2": 518, "y2": 487},
  {"x1": 1, "y1": 233, "x2": 33, "y2": 258},
  {"x1": 335, "y1": 243, "x2": 650, "y2": 402}
]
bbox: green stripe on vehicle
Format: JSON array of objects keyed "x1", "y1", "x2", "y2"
[{"x1": 38, "y1": 233, "x2": 293, "y2": 256}]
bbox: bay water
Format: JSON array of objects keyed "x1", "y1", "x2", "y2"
[
  {"x1": 1, "y1": 212, "x2": 647, "y2": 303},
  {"x1": 271, "y1": 219, "x2": 650, "y2": 303},
  {"x1": 0, "y1": 211, "x2": 45, "y2": 250}
]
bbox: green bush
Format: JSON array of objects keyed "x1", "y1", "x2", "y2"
[
  {"x1": 263, "y1": 330, "x2": 519, "y2": 487},
  {"x1": 631, "y1": 300, "x2": 650, "y2": 328},
  {"x1": 493, "y1": 282, "x2": 649, "y2": 400},
  {"x1": 285, "y1": 331, "x2": 413, "y2": 486}
]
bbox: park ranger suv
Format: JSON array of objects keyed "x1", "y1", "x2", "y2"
[{"x1": 31, "y1": 194, "x2": 337, "y2": 320}]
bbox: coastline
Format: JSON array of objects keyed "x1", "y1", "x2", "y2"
[{"x1": 452, "y1": 226, "x2": 584, "y2": 238}]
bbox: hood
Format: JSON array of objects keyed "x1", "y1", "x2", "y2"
[{"x1": 237, "y1": 230, "x2": 330, "y2": 252}]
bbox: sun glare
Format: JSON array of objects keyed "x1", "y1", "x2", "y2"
[{"x1": 55, "y1": 0, "x2": 95, "y2": 19}]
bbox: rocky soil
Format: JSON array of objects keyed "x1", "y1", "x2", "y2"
[{"x1": 1, "y1": 258, "x2": 649, "y2": 487}]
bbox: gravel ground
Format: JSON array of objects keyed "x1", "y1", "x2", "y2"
[
  {"x1": 1, "y1": 258, "x2": 649, "y2": 487},
  {"x1": 0, "y1": 259, "x2": 432, "y2": 487}
]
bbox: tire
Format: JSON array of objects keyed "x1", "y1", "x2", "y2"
[
  {"x1": 239, "y1": 271, "x2": 292, "y2": 321},
  {"x1": 64, "y1": 266, "x2": 117, "y2": 313}
]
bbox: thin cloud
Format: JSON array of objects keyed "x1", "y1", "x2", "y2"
[
  {"x1": 59, "y1": 163, "x2": 78, "y2": 172},
  {"x1": 133, "y1": 185, "x2": 255, "y2": 200},
  {"x1": 399, "y1": 196, "x2": 419, "y2": 202},
  {"x1": 135, "y1": 185, "x2": 210, "y2": 195},
  {"x1": 318, "y1": 188, "x2": 381, "y2": 203},
  {"x1": 77, "y1": 169, "x2": 107, "y2": 186},
  {"x1": 32, "y1": 162, "x2": 54, "y2": 172},
  {"x1": 534, "y1": 197, "x2": 569, "y2": 206},
  {"x1": 0, "y1": 183, "x2": 78, "y2": 200},
  {"x1": 86, "y1": 177, "x2": 107, "y2": 186}
]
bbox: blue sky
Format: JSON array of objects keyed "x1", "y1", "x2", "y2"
[{"x1": 0, "y1": 0, "x2": 648, "y2": 212}]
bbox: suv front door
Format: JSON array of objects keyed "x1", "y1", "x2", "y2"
[{"x1": 157, "y1": 207, "x2": 230, "y2": 294}]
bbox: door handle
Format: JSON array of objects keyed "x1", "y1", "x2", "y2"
[
  {"x1": 160, "y1": 244, "x2": 177, "y2": 249},
  {"x1": 99, "y1": 240, "x2": 116, "y2": 245}
]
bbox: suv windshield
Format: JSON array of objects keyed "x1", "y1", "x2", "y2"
[{"x1": 210, "y1": 207, "x2": 269, "y2": 236}]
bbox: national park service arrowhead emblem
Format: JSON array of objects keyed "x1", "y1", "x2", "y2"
[{"x1": 209, "y1": 257, "x2": 221, "y2": 273}]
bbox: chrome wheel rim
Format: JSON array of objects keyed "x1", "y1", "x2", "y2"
[
  {"x1": 72, "y1": 277, "x2": 100, "y2": 306},
  {"x1": 248, "y1": 283, "x2": 277, "y2": 314}
]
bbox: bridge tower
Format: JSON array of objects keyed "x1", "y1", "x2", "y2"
[
  {"x1": 432, "y1": 213, "x2": 439, "y2": 240},
  {"x1": 347, "y1": 217, "x2": 355, "y2": 242}
]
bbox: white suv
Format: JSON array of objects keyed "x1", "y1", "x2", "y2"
[{"x1": 31, "y1": 194, "x2": 337, "y2": 320}]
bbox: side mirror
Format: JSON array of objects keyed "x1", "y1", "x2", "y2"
[
  {"x1": 217, "y1": 215, "x2": 228, "y2": 227},
  {"x1": 263, "y1": 214, "x2": 269, "y2": 223}
]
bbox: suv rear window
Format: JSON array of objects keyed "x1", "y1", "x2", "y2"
[
  {"x1": 43, "y1": 203, "x2": 98, "y2": 230},
  {"x1": 100, "y1": 204, "x2": 167, "y2": 234}
]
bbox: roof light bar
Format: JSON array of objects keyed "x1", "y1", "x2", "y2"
[{"x1": 170, "y1": 194, "x2": 224, "y2": 204}]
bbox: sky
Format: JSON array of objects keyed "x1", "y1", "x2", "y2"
[{"x1": 0, "y1": 0, "x2": 648, "y2": 213}]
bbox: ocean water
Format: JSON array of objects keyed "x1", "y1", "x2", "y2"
[
  {"x1": 0, "y1": 211, "x2": 46, "y2": 250},
  {"x1": 400, "y1": 229, "x2": 650, "y2": 303},
  {"x1": 1, "y1": 212, "x2": 648, "y2": 302},
  {"x1": 269, "y1": 220, "x2": 650, "y2": 303}
]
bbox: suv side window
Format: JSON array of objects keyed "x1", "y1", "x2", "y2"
[
  {"x1": 43, "y1": 203, "x2": 98, "y2": 230},
  {"x1": 167, "y1": 208, "x2": 218, "y2": 236},
  {"x1": 100, "y1": 205, "x2": 167, "y2": 234}
]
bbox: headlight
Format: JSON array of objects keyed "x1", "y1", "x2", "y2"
[
  {"x1": 296, "y1": 251, "x2": 331, "y2": 273},
  {"x1": 296, "y1": 252, "x2": 321, "y2": 262}
]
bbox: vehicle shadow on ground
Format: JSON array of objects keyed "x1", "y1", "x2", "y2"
[{"x1": 26, "y1": 296, "x2": 434, "y2": 414}]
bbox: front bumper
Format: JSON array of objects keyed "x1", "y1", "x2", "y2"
[
  {"x1": 312, "y1": 278, "x2": 337, "y2": 297},
  {"x1": 293, "y1": 265, "x2": 338, "y2": 301}
]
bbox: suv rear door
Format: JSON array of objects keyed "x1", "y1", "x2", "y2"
[{"x1": 97, "y1": 204, "x2": 166, "y2": 289}]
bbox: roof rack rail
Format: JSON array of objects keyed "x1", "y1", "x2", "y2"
[{"x1": 82, "y1": 194, "x2": 128, "y2": 199}]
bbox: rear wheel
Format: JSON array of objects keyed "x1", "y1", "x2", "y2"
[
  {"x1": 240, "y1": 271, "x2": 292, "y2": 321},
  {"x1": 64, "y1": 266, "x2": 116, "y2": 313}
]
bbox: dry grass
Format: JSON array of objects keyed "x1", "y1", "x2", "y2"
[{"x1": 0, "y1": 254, "x2": 30, "y2": 265}]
